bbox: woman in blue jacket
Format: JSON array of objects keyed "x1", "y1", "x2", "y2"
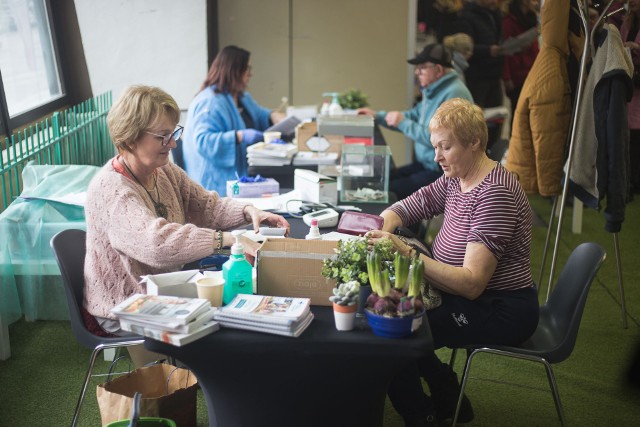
[{"x1": 182, "y1": 45, "x2": 284, "y2": 194}]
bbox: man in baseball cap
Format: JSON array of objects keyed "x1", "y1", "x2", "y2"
[{"x1": 357, "y1": 43, "x2": 473, "y2": 199}]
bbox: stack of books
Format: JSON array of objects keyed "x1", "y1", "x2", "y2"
[
  {"x1": 292, "y1": 151, "x2": 339, "y2": 166},
  {"x1": 213, "y1": 294, "x2": 313, "y2": 337},
  {"x1": 247, "y1": 142, "x2": 298, "y2": 166},
  {"x1": 110, "y1": 294, "x2": 219, "y2": 346}
]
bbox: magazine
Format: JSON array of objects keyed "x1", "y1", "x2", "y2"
[
  {"x1": 214, "y1": 310, "x2": 313, "y2": 332},
  {"x1": 247, "y1": 142, "x2": 298, "y2": 159},
  {"x1": 214, "y1": 294, "x2": 311, "y2": 326},
  {"x1": 118, "y1": 307, "x2": 216, "y2": 334},
  {"x1": 121, "y1": 319, "x2": 220, "y2": 346},
  {"x1": 216, "y1": 312, "x2": 314, "y2": 338},
  {"x1": 110, "y1": 294, "x2": 211, "y2": 326}
]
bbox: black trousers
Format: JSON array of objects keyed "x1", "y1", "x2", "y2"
[
  {"x1": 389, "y1": 162, "x2": 443, "y2": 200},
  {"x1": 388, "y1": 286, "x2": 539, "y2": 420}
]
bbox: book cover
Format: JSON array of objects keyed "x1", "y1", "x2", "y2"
[
  {"x1": 111, "y1": 294, "x2": 210, "y2": 326},
  {"x1": 247, "y1": 142, "x2": 298, "y2": 158},
  {"x1": 119, "y1": 307, "x2": 216, "y2": 334},
  {"x1": 122, "y1": 319, "x2": 220, "y2": 346},
  {"x1": 215, "y1": 294, "x2": 311, "y2": 325},
  {"x1": 217, "y1": 312, "x2": 314, "y2": 338},
  {"x1": 214, "y1": 310, "x2": 313, "y2": 332}
]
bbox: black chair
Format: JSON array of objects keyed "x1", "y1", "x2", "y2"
[
  {"x1": 50, "y1": 229, "x2": 144, "y2": 427},
  {"x1": 449, "y1": 242, "x2": 606, "y2": 426}
]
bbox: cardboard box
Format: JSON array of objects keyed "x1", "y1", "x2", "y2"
[
  {"x1": 256, "y1": 238, "x2": 337, "y2": 306},
  {"x1": 226, "y1": 178, "x2": 279, "y2": 198},
  {"x1": 294, "y1": 168, "x2": 338, "y2": 204},
  {"x1": 143, "y1": 270, "x2": 204, "y2": 298},
  {"x1": 295, "y1": 121, "x2": 343, "y2": 154}
]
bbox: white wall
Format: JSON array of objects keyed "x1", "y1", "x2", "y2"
[{"x1": 74, "y1": 0, "x2": 207, "y2": 110}]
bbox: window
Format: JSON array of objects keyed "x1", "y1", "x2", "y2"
[
  {"x1": 0, "y1": 0, "x2": 88, "y2": 140},
  {"x1": 0, "y1": 0, "x2": 63, "y2": 116}
]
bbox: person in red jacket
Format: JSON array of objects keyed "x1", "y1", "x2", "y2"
[{"x1": 502, "y1": 0, "x2": 540, "y2": 117}]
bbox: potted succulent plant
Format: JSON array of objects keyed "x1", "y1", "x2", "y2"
[
  {"x1": 322, "y1": 238, "x2": 395, "y2": 316},
  {"x1": 329, "y1": 281, "x2": 360, "y2": 331}
]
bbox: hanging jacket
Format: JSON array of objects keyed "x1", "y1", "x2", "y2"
[
  {"x1": 567, "y1": 25, "x2": 633, "y2": 232},
  {"x1": 182, "y1": 86, "x2": 271, "y2": 195},
  {"x1": 620, "y1": 15, "x2": 640, "y2": 130},
  {"x1": 506, "y1": 0, "x2": 584, "y2": 196}
]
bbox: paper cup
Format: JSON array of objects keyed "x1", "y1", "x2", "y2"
[
  {"x1": 263, "y1": 131, "x2": 282, "y2": 144},
  {"x1": 196, "y1": 277, "x2": 225, "y2": 307}
]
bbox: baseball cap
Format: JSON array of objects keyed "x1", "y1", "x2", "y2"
[{"x1": 407, "y1": 43, "x2": 453, "y2": 67}]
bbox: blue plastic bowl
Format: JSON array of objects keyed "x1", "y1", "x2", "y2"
[{"x1": 365, "y1": 309, "x2": 425, "y2": 338}]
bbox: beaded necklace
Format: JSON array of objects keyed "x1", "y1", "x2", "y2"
[{"x1": 121, "y1": 158, "x2": 168, "y2": 219}]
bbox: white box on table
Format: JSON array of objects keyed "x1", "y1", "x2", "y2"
[
  {"x1": 293, "y1": 169, "x2": 337, "y2": 205},
  {"x1": 226, "y1": 178, "x2": 279, "y2": 198},
  {"x1": 143, "y1": 270, "x2": 219, "y2": 298}
]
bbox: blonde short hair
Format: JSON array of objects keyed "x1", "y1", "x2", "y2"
[
  {"x1": 429, "y1": 98, "x2": 488, "y2": 151},
  {"x1": 107, "y1": 85, "x2": 180, "y2": 153},
  {"x1": 443, "y1": 33, "x2": 474, "y2": 58}
]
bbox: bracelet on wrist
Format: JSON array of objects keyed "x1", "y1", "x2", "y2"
[{"x1": 214, "y1": 230, "x2": 223, "y2": 252}]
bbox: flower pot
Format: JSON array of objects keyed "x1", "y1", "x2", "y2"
[
  {"x1": 364, "y1": 309, "x2": 426, "y2": 338},
  {"x1": 356, "y1": 285, "x2": 372, "y2": 318},
  {"x1": 333, "y1": 302, "x2": 357, "y2": 331}
]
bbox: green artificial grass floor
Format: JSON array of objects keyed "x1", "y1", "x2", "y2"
[{"x1": 1, "y1": 194, "x2": 639, "y2": 426}]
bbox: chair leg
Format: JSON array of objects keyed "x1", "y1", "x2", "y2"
[
  {"x1": 451, "y1": 348, "x2": 477, "y2": 427},
  {"x1": 72, "y1": 347, "x2": 102, "y2": 427},
  {"x1": 449, "y1": 348, "x2": 458, "y2": 368},
  {"x1": 541, "y1": 360, "x2": 566, "y2": 426}
]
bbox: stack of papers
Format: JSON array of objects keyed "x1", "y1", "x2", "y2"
[
  {"x1": 213, "y1": 294, "x2": 313, "y2": 338},
  {"x1": 292, "y1": 151, "x2": 339, "y2": 166},
  {"x1": 247, "y1": 142, "x2": 298, "y2": 166},
  {"x1": 110, "y1": 294, "x2": 219, "y2": 346}
]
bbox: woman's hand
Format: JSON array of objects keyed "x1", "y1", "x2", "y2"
[
  {"x1": 243, "y1": 205, "x2": 291, "y2": 236},
  {"x1": 365, "y1": 229, "x2": 414, "y2": 258}
]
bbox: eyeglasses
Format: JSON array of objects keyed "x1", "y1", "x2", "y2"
[
  {"x1": 415, "y1": 64, "x2": 438, "y2": 74},
  {"x1": 145, "y1": 125, "x2": 184, "y2": 146}
]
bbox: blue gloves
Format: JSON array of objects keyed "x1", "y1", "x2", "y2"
[{"x1": 240, "y1": 129, "x2": 263, "y2": 145}]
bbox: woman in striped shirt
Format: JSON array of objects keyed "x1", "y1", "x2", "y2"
[{"x1": 366, "y1": 98, "x2": 539, "y2": 426}]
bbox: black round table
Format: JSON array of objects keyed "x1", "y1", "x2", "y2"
[{"x1": 145, "y1": 306, "x2": 432, "y2": 427}]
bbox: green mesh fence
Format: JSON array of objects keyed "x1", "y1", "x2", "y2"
[{"x1": 0, "y1": 91, "x2": 114, "y2": 213}]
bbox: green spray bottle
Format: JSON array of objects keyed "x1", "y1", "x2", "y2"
[{"x1": 222, "y1": 230, "x2": 254, "y2": 304}]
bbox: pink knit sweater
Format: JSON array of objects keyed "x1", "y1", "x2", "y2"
[{"x1": 84, "y1": 158, "x2": 250, "y2": 318}]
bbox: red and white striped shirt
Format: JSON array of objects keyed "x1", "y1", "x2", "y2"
[{"x1": 388, "y1": 164, "x2": 534, "y2": 291}]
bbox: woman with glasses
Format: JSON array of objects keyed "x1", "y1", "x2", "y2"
[
  {"x1": 182, "y1": 45, "x2": 285, "y2": 194},
  {"x1": 83, "y1": 85, "x2": 289, "y2": 359}
]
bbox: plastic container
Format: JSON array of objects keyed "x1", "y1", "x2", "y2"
[
  {"x1": 339, "y1": 145, "x2": 392, "y2": 204},
  {"x1": 305, "y1": 219, "x2": 322, "y2": 240},
  {"x1": 364, "y1": 309, "x2": 425, "y2": 338},
  {"x1": 104, "y1": 418, "x2": 177, "y2": 427},
  {"x1": 222, "y1": 230, "x2": 254, "y2": 304}
]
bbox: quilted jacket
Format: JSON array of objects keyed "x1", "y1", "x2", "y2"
[{"x1": 505, "y1": 0, "x2": 583, "y2": 196}]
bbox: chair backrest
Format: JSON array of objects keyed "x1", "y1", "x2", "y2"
[
  {"x1": 172, "y1": 138, "x2": 185, "y2": 170},
  {"x1": 541, "y1": 242, "x2": 606, "y2": 362},
  {"x1": 50, "y1": 228, "x2": 104, "y2": 349}
]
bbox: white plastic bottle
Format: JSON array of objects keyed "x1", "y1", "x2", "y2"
[
  {"x1": 305, "y1": 219, "x2": 322, "y2": 240},
  {"x1": 328, "y1": 94, "x2": 343, "y2": 116},
  {"x1": 320, "y1": 101, "x2": 330, "y2": 116}
]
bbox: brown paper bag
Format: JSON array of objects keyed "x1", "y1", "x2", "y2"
[{"x1": 96, "y1": 363, "x2": 197, "y2": 427}]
